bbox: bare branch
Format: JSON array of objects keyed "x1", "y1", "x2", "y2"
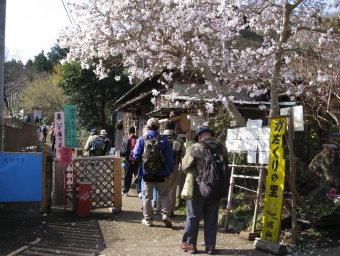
[{"x1": 296, "y1": 26, "x2": 340, "y2": 35}]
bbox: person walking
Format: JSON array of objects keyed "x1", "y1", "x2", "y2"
[
  {"x1": 42, "y1": 124, "x2": 48, "y2": 143},
  {"x1": 133, "y1": 118, "x2": 174, "y2": 227},
  {"x1": 99, "y1": 129, "x2": 111, "y2": 155},
  {"x1": 84, "y1": 129, "x2": 105, "y2": 156},
  {"x1": 35, "y1": 122, "x2": 41, "y2": 148},
  {"x1": 50, "y1": 127, "x2": 56, "y2": 151},
  {"x1": 180, "y1": 126, "x2": 229, "y2": 255},
  {"x1": 161, "y1": 120, "x2": 186, "y2": 217},
  {"x1": 120, "y1": 126, "x2": 141, "y2": 197}
]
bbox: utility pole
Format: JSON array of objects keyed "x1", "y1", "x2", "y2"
[{"x1": 0, "y1": 0, "x2": 6, "y2": 151}]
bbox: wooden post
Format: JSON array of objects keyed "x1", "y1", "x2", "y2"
[
  {"x1": 255, "y1": 238, "x2": 287, "y2": 255},
  {"x1": 223, "y1": 154, "x2": 236, "y2": 231},
  {"x1": 40, "y1": 151, "x2": 48, "y2": 213},
  {"x1": 286, "y1": 110, "x2": 297, "y2": 243},
  {"x1": 251, "y1": 166, "x2": 265, "y2": 233},
  {"x1": 113, "y1": 157, "x2": 122, "y2": 212}
]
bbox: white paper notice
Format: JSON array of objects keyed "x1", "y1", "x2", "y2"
[
  {"x1": 246, "y1": 119, "x2": 263, "y2": 128},
  {"x1": 257, "y1": 140, "x2": 270, "y2": 152},
  {"x1": 237, "y1": 127, "x2": 246, "y2": 139},
  {"x1": 244, "y1": 128, "x2": 259, "y2": 140},
  {"x1": 247, "y1": 151, "x2": 257, "y2": 164},
  {"x1": 258, "y1": 151, "x2": 269, "y2": 164},
  {"x1": 241, "y1": 140, "x2": 258, "y2": 152},
  {"x1": 226, "y1": 140, "x2": 242, "y2": 152},
  {"x1": 227, "y1": 129, "x2": 238, "y2": 140},
  {"x1": 258, "y1": 127, "x2": 270, "y2": 140}
]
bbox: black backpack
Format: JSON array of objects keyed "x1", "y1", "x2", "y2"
[
  {"x1": 142, "y1": 135, "x2": 165, "y2": 174},
  {"x1": 90, "y1": 136, "x2": 105, "y2": 156},
  {"x1": 198, "y1": 141, "x2": 230, "y2": 199}
]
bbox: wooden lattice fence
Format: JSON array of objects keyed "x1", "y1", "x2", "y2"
[{"x1": 72, "y1": 156, "x2": 122, "y2": 211}]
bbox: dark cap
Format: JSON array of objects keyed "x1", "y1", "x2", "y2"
[
  {"x1": 164, "y1": 120, "x2": 175, "y2": 130},
  {"x1": 128, "y1": 126, "x2": 135, "y2": 133},
  {"x1": 194, "y1": 126, "x2": 215, "y2": 142},
  {"x1": 90, "y1": 129, "x2": 97, "y2": 134}
]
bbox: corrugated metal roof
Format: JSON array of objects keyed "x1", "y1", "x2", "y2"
[{"x1": 160, "y1": 94, "x2": 296, "y2": 106}]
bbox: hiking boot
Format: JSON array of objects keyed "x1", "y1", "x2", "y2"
[
  {"x1": 155, "y1": 208, "x2": 162, "y2": 215},
  {"x1": 141, "y1": 218, "x2": 153, "y2": 227},
  {"x1": 162, "y1": 214, "x2": 172, "y2": 228},
  {"x1": 180, "y1": 242, "x2": 197, "y2": 254},
  {"x1": 205, "y1": 245, "x2": 215, "y2": 255}
]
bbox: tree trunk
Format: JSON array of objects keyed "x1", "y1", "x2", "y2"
[
  {"x1": 270, "y1": 3, "x2": 297, "y2": 116},
  {"x1": 203, "y1": 69, "x2": 246, "y2": 127}
]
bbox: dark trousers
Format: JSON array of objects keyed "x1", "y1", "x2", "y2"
[
  {"x1": 123, "y1": 161, "x2": 140, "y2": 193},
  {"x1": 182, "y1": 183, "x2": 220, "y2": 247}
]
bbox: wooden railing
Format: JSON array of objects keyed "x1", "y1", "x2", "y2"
[{"x1": 1, "y1": 118, "x2": 37, "y2": 152}]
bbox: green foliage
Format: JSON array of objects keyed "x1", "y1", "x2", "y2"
[
  {"x1": 233, "y1": 204, "x2": 253, "y2": 219},
  {"x1": 208, "y1": 114, "x2": 231, "y2": 144},
  {"x1": 58, "y1": 60, "x2": 133, "y2": 131},
  {"x1": 307, "y1": 198, "x2": 340, "y2": 217},
  {"x1": 33, "y1": 51, "x2": 53, "y2": 73},
  {"x1": 19, "y1": 73, "x2": 65, "y2": 124},
  {"x1": 47, "y1": 45, "x2": 68, "y2": 67}
]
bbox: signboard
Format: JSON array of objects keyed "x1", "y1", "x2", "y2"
[
  {"x1": 226, "y1": 125, "x2": 270, "y2": 164},
  {"x1": 60, "y1": 147, "x2": 73, "y2": 165},
  {"x1": 55, "y1": 112, "x2": 65, "y2": 159},
  {"x1": 0, "y1": 153, "x2": 42, "y2": 202},
  {"x1": 280, "y1": 105, "x2": 304, "y2": 131},
  {"x1": 64, "y1": 105, "x2": 77, "y2": 148},
  {"x1": 261, "y1": 117, "x2": 286, "y2": 243}
]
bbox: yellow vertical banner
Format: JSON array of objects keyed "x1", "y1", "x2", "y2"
[{"x1": 261, "y1": 117, "x2": 286, "y2": 243}]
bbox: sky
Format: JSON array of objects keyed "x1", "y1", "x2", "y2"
[{"x1": 5, "y1": 0, "x2": 72, "y2": 63}]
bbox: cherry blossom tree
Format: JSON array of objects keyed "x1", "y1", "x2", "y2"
[{"x1": 59, "y1": 0, "x2": 339, "y2": 126}]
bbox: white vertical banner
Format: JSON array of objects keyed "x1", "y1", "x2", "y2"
[{"x1": 55, "y1": 112, "x2": 65, "y2": 159}]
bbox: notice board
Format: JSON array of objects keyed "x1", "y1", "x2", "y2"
[{"x1": 0, "y1": 152, "x2": 42, "y2": 202}]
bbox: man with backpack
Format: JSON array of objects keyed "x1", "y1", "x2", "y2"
[
  {"x1": 161, "y1": 120, "x2": 186, "y2": 217},
  {"x1": 99, "y1": 129, "x2": 111, "y2": 155},
  {"x1": 132, "y1": 118, "x2": 174, "y2": 227},
  {"x1": 84, "y1": 129, "x2": 106, "y2": 156},
  {"x1": 120, "y1": 126, "x2": 141, "y2": 197},
  {"x1": 180, "y1": 126, "x2": 229, "y2": 255}
]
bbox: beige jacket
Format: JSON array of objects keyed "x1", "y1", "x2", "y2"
[{"x1": 181, "y1": 137, "x2": 228, "y2": 176}]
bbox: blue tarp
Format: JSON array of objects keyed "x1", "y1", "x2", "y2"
[{"x1": 0, "y1": 152, "x2": 42, "y2": 202}]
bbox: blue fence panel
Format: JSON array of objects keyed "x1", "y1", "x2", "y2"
[{"x1": 0, "y1": 152, "x2": 42, "y2": 202}]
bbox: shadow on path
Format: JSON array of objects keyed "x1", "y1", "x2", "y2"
[{"x1": 1, "y1": 207, "x2": 106, "y2": 256}]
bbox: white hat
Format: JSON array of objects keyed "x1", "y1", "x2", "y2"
[
  {"x1": 147, "y1": 118, "x2": 160, "y2": 128},
  {"x1": 100, "y1": 129, "x2": 107, "y2": 135}
]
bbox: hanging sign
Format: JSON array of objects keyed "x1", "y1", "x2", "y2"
[
  {"x1": 261, "y1": 117, "x2": 286, "y2": 243},
  {"x1": 55, "y1": 112, "x2": 65, "y2": 159},
  {"x1": 60, "y1": 147, "x2": 73, "y2": 165},
  {"x1": 64, "y1": 105, "x2": 77, "y2": 148}
]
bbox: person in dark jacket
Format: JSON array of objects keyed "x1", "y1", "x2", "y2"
[
  {"x1": 133, "y1": 118, "x2": 174, "y2": 227},
  {"x1": 180, "y1": 126, "x2": 228, "y2": 255},
  {"x1": 120, "y1": 126, "x2": 141, "y2": 196},
  {"x1": 99, "y1": 129, "x2": 111, "y2": 155}
]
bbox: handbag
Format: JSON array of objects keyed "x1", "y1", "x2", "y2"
[{"x1": 181, "y1": 172, "x2": 195, "y2": 200}]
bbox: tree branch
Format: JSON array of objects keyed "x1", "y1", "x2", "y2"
[{"x1": 296, "y1": 26, "x2": 340, "y2": 35}]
